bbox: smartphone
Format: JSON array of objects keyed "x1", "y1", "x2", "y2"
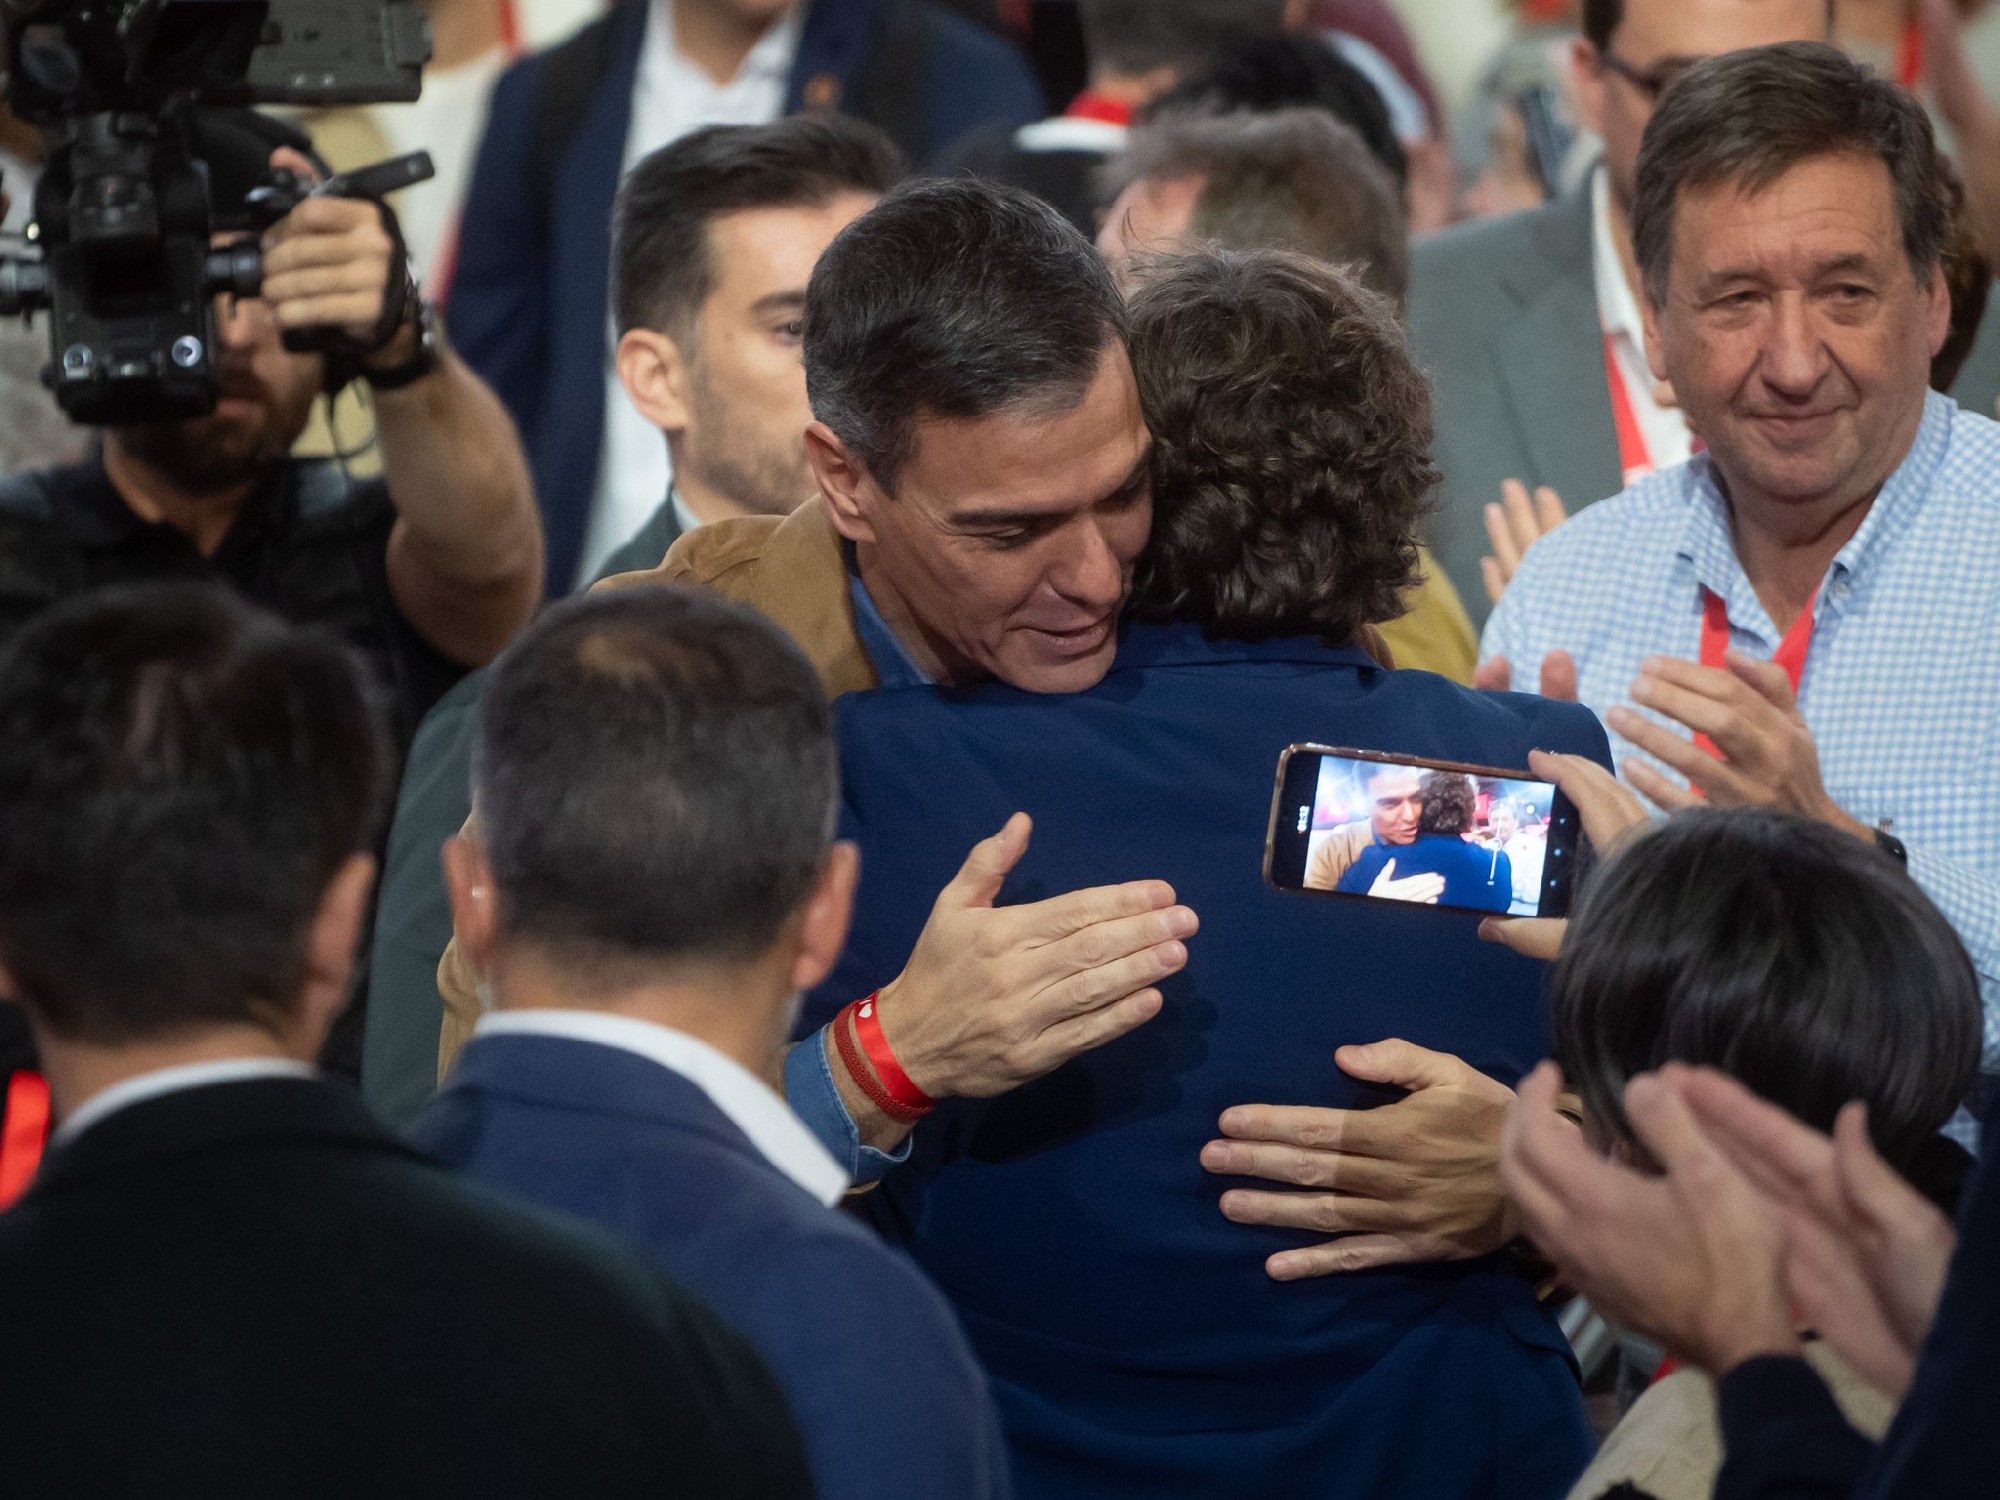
[{"x1": 1263, "y1": 744, "x2": 1581, "y2": 918}]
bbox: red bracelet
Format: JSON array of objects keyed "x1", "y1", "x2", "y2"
[
  {"x1": 831, "y1": 1001, "x2": 931, "y2": 1124},
  {"x1": 848, "y1": 992, "x2": 937, "y2": 1118}
]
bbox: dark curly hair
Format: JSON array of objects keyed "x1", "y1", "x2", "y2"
[
  {"x1": 1126, "y1": 247, "x2": 1437, "y2": 643},
  {"x1": 1416, "y1": 772, "x2": 1475, "y2": 838}
]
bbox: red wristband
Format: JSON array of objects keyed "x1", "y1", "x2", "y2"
[
  {"x1": 831, "y1": 1002, "x2": 930, "y2": 1124},
  {"x1": 849, "y1": 992, "x2": 937, "y2": 1117}
]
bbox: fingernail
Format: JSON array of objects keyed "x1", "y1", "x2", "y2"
[
  {"x1": 1153, "y1": 941, "x2": 1186, "y2": 968},
  {"x1": 1167, "y1": 908, "x2": 1197, "y2": 936},
  {"x1": 1200, "y1": 1143, "x2": 1230, "y2": 1169},
  {"x1": 1477, "y1": 918, "x2": 1498, "y2": 943},
  {"x1": 1267, "y1": 1257, "x2": 1299, "y2": 1282}
]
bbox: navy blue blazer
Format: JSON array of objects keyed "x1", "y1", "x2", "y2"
[
  {"x1": 1339, "y1": 833, "x2": 1515, "y2": 913},
  {"x1": 417, "y1": 1032, "x2": 1011, "y2": 1500},
  {"x1": 448, "y1": 0, "x2": 1043, "y2": 592},
  {"x1": 811, "y1": 621, "x2": 1609, "y2": 1500}
]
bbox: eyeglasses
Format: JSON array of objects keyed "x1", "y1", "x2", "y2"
[{"x1": 1599, "y1": 50, "x2": 1698, "y2": 103}]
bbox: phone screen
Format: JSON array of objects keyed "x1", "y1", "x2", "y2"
[{"x1": 1264, "y1": 744, "x2": 1580, "y2": 918}]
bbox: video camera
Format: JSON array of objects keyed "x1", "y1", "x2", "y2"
[{"x1": 0, "y1": 0, "x2": 432, "y2": 425}]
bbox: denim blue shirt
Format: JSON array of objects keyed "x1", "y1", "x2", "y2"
[{"x1": 782, "y1": 563, "x2": 931, "y2": 1183}]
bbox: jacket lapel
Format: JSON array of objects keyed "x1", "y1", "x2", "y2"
[{"x1": 1490, "y1": 186, "x2": 1624, "y2": 512}]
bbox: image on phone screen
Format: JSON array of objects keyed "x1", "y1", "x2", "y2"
[{"x1": 1264, "y1": 744, "x2": 1580, "y2": 918}]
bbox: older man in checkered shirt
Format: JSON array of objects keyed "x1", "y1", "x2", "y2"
[{"x1": 1481, "y1": 43, "x2": 2000, "y2": 1059}]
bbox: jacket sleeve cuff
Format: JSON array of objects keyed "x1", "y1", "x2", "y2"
[
  {"x1": 1713, "y1": 1354, "x2": 1874, "y2": 1500},
  {"x1": 784, "y1": 1024, "x2": 913, "y2": 1186}
]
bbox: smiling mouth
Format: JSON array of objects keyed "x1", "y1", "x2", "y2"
[{"x1": 1026, "y1": 618, "x2": 1114, "y2": 656}]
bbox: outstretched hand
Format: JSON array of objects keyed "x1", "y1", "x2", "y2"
[
  {"x1": 872, "y1": 813, "x2": 1196, "y2": 1101},
  {"x1": 1203, "y1": 1040, "x2": 1518, "y2": 1279},
  {"x1": 1481, "y1": 480, "x2": 1568, "y2": 606}
]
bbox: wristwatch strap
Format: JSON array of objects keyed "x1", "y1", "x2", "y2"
[{"x1": 361, "y1": 296, "x2": 441, "y2": 391}]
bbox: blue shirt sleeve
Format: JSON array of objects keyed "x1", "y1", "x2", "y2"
[{"x1": 784, "y1": 1025, "x2": 913, "y2": 1186}]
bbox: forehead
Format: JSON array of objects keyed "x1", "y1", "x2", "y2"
[
  {"x1": 1370, "y1": 767, "x2": 1420, "y2": 794},
  {"x1": 895, "y1": 343, "x2": 1150, "y2": 517},
  {"x1": 1671, "y1": 151, "x2": 1904, "y2": 282},
  {"x1": 1615, "y1": 0, "x2": 1827, "y2": 60},
  {"x1": 702, "y1": 194, "x2": 878, "y2": 307}
]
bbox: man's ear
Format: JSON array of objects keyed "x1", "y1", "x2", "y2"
[
  {"x1": 1570, "y1": 36, "x2": 1608, "y2": 140},
  {"x1": 1641, "y1": 285, "x2": 1669, "y2": 385},
  {"x1": 803, "y1": 421, "x2": 878, "y2": 544},
  {"x1": 1924, "y1": 261, "x2": 1952, "y2": 360},
  {"x1": 616, "y1": 327, "x2": 694, "y2": 439},
  {"x1": 789, "y1": 841, "x2": 859, "y2": 996},
  {"x1": 299, "y1": 853, "x2": 377, "y2": 1041},
  {"x1": 443, "y1": 834, "x2": 500, "y2": 984}
]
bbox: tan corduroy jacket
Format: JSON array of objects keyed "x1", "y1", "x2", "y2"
[{"x1": 435, "y1": 499, "x2": 1478, "y2": 1070}]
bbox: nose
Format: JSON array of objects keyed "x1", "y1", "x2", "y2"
[
  {"x1": 212, "y1": 293, "x2": 273, "y2": 353},
  {"x1": 1758, "y1": 291, "x2": 1829, "y2": 399},
  {"x1": 1053, "y1": 517, "x2": 1129, "y2": 612}
]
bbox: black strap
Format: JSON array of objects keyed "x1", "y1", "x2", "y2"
[
  {"x1": 528, "y1": 5, "x2": 623, "y2": 238},
  {"x1": 846, "y1": 0, "x2": 937, "y2": 166}
]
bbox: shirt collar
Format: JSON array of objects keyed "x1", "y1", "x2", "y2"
[
  {"x1": 53, "y1": 1057, "x2": 319, "y2": 1149},
  {"x1": 1675, "y1": 389, "x2": 1956, "y2": 641},
  {"x1": 843, "y1": 546, "x2": 934, "y2": 689},
  {"x1": 638, "y1": 0, "x2": 799, "y2": 95},
  {"x1": 473, "y1": 1008, "x2": 847, "y2": 1206},
  {"x1": 1590, "y1": 164, "x2": 1645, "y2": 353}
]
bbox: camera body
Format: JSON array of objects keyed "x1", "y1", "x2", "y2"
[{"x1": 0, "y1": 0, "x2": 430, "y2": 425}]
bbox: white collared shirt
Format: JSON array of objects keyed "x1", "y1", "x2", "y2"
[
  {"x1": 53, "y1": 1057, "x2": 319, "y2": 1149},
  {"x1": 474, "y1": 1008, "x2": 847, "y2": 1205},
  {"x1": 581, "y1": 0, "x2": 802, "y2": 587},
  {"x1": 1591, "y1": 165, "x2": 1694, "y2": 482}
]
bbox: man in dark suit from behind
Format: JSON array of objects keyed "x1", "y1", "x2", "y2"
[
  {"x1": 0, "y1": 582, "x2": 811, "y2": 1500},
  {"x1": 419, "y1": 585, "x2": 1010, "y2": 1500}
]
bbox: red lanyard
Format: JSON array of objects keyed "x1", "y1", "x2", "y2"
[
  {"x1": 1896, "y1": 12, "x2": 1924, "y2": 88},
  {"x1": 1064, "y1": 90, "x2": 1135, "y2": 126},
  {"x1": 1693, "y1": 585, "x2": 1818, "y2": 758},
  {"x1": 1603, "y1": 332, "x2": 1653, "y2": 486},
  {"x1": 497, "y1": 0, "x2": 523, "y2": 57},
  {"x1": 0, "y1": 1070, "x2": 50, "y2": 1209}
]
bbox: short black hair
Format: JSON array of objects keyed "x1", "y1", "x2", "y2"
[
  {"x1": 611, "y1": 115, "x2": 904, "y2": 339},
  {"x1": 1554, "y1": 809, "x2": 1980, "y2": 1177},
  {"x1": 475, "y1": 586, "x2": 835, "y2": 983},
  {"x1": 0, "y1": 583, "x2": 388, "y2": 1042},
  {"x1": 1632, "y1": 41, "x2": 1950, "y2": 304},
  {"x1": 1127, "y1": 248, "x2": 1435, "y2": 643},
  {"x1": 1078, "y1": 0, "x2": 1287, "y2": 80},
  {"x1": 1104, "y1": 107, "x2": 1408, "y2": 304},
  {"x1": 1139, "y1": 33, "x2": 1406, "y2": 188},
  {"x1": 803, "y1": 176, "x2": 1128, "y2": 493}
]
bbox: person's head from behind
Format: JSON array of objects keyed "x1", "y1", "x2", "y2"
[
  {"x1": 0, "y1": 583, "x2": 386, "y2": 1069},
  {"x1": 1416, "y1": 773, "x2": 1475, "y2": 839},
  {"x1": 1555, "y1": 808, "x2": 1979, "y2": 1184},
  {"x1": 1632, "y1": 42, "x2": 1952, "y2": 528},
  {"x1": 1364, "y1": 767, "x2": 1421, "y2": 846},
  {"x1": 803, "y1": 178, "x2": 1149, "y2": 694},
  {"x1": 1573, "y1": 0, "x2": 1830, "y2": 216},
  {"x1": 612, "y1": 116, "x2": 902, "y2": 519},
  {"x1": 1097, "y1": 108, "x2": 1407, "y2": 304},
  {"x1": 1126, "y1": 247, "x2": 1435, "y2": 647},
  {"x1": 1077, "y1": 0, "x2": 1291, "y2": 96},
  {"x1": 446, "y1": 588, "x2": 855, "y2": 1064},
  {"x1": 1139, "y1": 31, "x2": 1406, "y2": 189}
]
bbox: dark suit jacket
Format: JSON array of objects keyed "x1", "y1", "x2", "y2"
[
  {"x1": 361, "y1": 498, "x2": 686, "y2": 1127},
  {"x1": 449, "y1": 0, "x2": 1042, "y2": 593},
  {"x1": 0, "y1": 1074, "x2": 810, "y2": 1499},
  {"x1": 420, "y1": 1033, "x2": 1011, "y2": 1499},
  {"x1": 1407, "y1": 184, "x2": 2000, "y2": 630},
  {"x1": 810, "y1": 620, "x2": 1609, "y2": 1499}
]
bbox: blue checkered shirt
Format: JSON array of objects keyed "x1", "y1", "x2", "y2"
[{"x1": 1482, "y1": 390, "x2": 2000, "y2": 1060}]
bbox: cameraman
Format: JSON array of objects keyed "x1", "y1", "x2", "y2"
[
  {"x1": 0, "y1": 117, "x2": 541, "y2": 1136},
  {"x1": 0, "y1": 120, "x2": 543, "y2": 751}
]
